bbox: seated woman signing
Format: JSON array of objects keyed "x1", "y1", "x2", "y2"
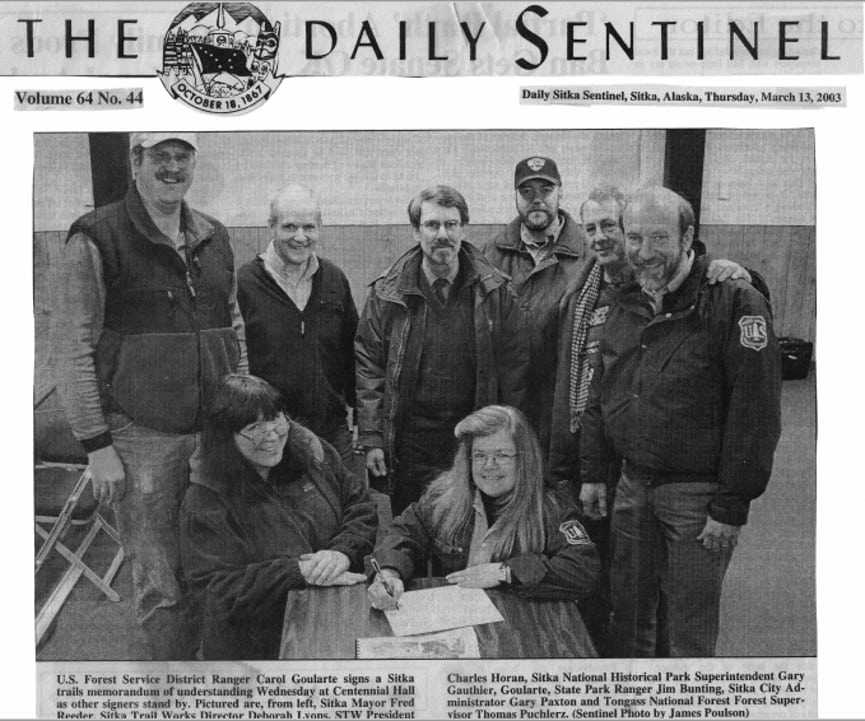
[
  {"x1": 368, "y1": 405, "x2": 599, "y2": 610},
  {"x1": 180, "y1": 375, "x2": 377, "y2": 659}
]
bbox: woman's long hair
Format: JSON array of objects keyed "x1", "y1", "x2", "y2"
[
  {"x1": 425, "y1": 405, "x2": 549, "y2": 560},
  {"x1": 201, "y1": 374, "x2": 284, "y2": 490}
]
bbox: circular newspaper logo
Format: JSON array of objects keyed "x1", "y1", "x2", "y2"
[{"x1": 158, "y1": 2, "x2": 283, "y2": 115}]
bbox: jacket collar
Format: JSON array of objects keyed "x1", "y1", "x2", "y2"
[
  {"x1": 619, "y1": 253, "x2": 709, "y2": 316},
  {"x1": 494, "y1": 209, "x2": 585, "y2": 259},
  {"x1": 372, "y1": 242, "x2": 506, "y2": 305},
  {"x1": 262, "y1": 240, "x2": 320, "y2": 283},
  {"x1": 124, "y1": 183, "x2": 215, "y2": 250},
  {"x1": 663, "y1": 252, "x2": 708, "y2": 314},
  {"x1": 191, "y1": 422, "x2": 325, "y2": 496}
]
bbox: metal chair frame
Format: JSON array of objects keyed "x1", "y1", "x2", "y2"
[{"x1": 35, "y1": 462, "x2": 125, "y2": 645}]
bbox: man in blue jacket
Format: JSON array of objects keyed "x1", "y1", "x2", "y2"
[{"x1": 579, "y1": 186, "x2": 782, "y2": 657}]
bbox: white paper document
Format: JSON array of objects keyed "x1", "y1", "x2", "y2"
[
  {"x1": 356, "y1": 626, "x2": 481, "y2": 659},
  {"x1": 384, "y1": 585, "x2": 504, "y2": 637}
]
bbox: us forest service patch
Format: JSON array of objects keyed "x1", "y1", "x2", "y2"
[
  {"x1": 559, "y1": 519, "x2": 591, "y2": 545},
  {"x1": 738, "y1": 315, "x2": 768, "y2": 351}
]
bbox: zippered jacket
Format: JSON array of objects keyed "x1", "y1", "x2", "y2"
[
  {"x1": 180, "y1": 423, "x2": 377, "y2": 659},
  {"x1": 238, "y1": 255, "x2": 357, "y2": 435},
  {"x1": 580, "y1": 254, "x2": 782, "y2": 526},
  {"x1": 374, "y1": 490, "x2": 600, "y2": 600},
  {"x1": 482, "y1": 211, "x2": 590, "y2": 454},
  {"x1": 355, "y1": 243, "x2": 529, "y2": 468}
]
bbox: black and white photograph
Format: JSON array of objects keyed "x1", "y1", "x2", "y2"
[
  {"x1": 32, "y1": 128, "x2": 815, "y2": 664},
  {"x1": 4, "y1": 1, "x2": 863, "y2": 718}
]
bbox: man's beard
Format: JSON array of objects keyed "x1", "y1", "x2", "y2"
[
  {"x1": 522, "y1": 207, "x2": 554, "y2": 231},
  {"x1": 632, "y1": 249, "x2": 685, "y2": 291}
]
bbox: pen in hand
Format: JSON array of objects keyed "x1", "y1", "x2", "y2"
[{"x1": 370, "y1": 557, "x2": 400, "y2": 610}]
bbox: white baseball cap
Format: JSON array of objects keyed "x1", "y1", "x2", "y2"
[{"x1": 129, "y1": 132, "x2": 197, "y2": 151}]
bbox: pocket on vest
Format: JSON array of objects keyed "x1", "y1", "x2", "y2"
[{"x1": 112, "y1": 332, "x2": 200, "y2": 433}]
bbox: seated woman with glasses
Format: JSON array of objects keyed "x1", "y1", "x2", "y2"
[
  {"x1": 180, "y1": 374, "x2": 377, "y2": 659},
  {"x1": 368, "y1": 405, "x2": 599, "y2": 609}
]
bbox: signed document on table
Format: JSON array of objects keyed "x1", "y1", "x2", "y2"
[
  {"x1": 384, "y1": 585, "x2": 504, "y2": 636},
  {"x1": 356, "y1": 627, "x2": 481, "y2": 659}
]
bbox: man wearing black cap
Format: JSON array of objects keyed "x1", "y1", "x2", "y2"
[
  {"x1": 482, "y1": 157, "x2": 590, "y2": 472},
  {"x1": 51, "y1": 132, "x2": 247, "y2": 659}
]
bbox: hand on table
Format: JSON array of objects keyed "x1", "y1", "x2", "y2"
[
  {"x1": 697, "y1": 516, "x2": 741, "y2": 553},
  {"x1": 299, "y1": 550, "x2": 350, "y2": 585},
  {"x1": 88, "y1": 445, "x2": 127, "y2": 505},
  {"x1": 368, "y1": 568, "x2": 404, "y2": 610},
  {"x1": 446, "y1": 563, "x2": 502, "y2": 589}
]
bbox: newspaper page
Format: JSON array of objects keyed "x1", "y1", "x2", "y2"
[{"x1": 4, "y1": 1, "x2": 861, "y2": 719}]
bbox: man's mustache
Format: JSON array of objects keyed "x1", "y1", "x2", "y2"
[{"x1": 155, "y1": 169, "x2": 186, "y2": 182}]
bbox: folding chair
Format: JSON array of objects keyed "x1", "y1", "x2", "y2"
[{"x1": 34, "y1": 390, "x2": 125, "y2": 645}]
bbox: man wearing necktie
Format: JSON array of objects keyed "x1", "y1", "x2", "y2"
[{"x1": 356, "y1": 185, "x2": 529, "y2": 515}]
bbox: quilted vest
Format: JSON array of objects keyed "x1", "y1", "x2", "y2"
[{"x1": 68, "y1": 186, "x2": 240, "y2": 433}]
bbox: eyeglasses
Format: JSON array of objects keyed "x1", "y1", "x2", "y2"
[
  {"x1": 237, "y1": 414, "x2": 290, "y2": 443},
  {"x1": 145, "y1": 149, "x2": 194, "y2": 168},
  {"x1": 421, "y1": 220, "x2": 462, "y2": 234},
  {"x1": 471, "y1": 451, "x2": 520, "y2": 466},
  {"x1": 517, "y1": 185, "x2": 557, "y2": 201}
]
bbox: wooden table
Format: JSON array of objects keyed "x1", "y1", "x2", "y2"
[{"x1": 280, "y1": 578, "x2": 596, "y2": 659}]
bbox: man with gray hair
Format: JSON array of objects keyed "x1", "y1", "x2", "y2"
[
  {"x1": 550, "y1": 185, "x2": 752, "y2": 653},
  {"x1": 552, "y1": 185, "x2": 762, "y2": 496},
  {"x1": 579, "y1": 186, "x2": 781, "y2": 657},
  {"x1": 356, "y1": 185, "x2": 528, "y2": 515},
  {"x1": 237, "y1": 184, "x2": 358, "y2": 461},
  {"x1": 52, "y1": 132, "x2": 247, "y2": 659}
]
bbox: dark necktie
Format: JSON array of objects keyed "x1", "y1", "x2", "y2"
[{"x1": 433, "y1": 278, "x2": 449, "y2": 306}]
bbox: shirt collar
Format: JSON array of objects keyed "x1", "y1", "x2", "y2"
[
  {"x1": 642, "y1": 249, "x2": 694, "y2": 311},
  {"x1": 520, "y1": 212, "x2": 563, "y2": 251},
  {"x1": 125, "y1": 183, "x2": 211, "y2": 250},
  {"x1": 421, "y1": 255, "x2": 459, "y2": 288},
  {"x1": 262, "y1": 239, "x2": 319, "y2": 283}
]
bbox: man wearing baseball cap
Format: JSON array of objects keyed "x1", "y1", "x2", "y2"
[
  {"x1": 52, "y1": 132, "x2": 247, "y2": 659},
  {"x1": 482, "y1": 156, "x2": 590, "y2": 474}
]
